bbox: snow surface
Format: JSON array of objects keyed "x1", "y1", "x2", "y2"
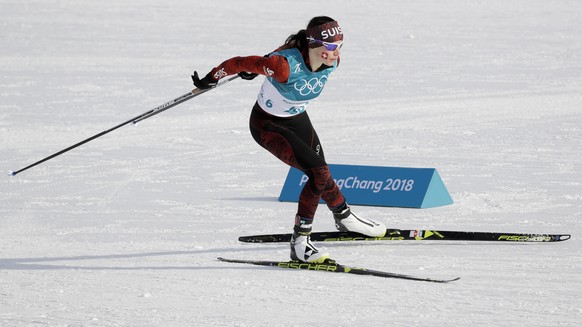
[{"x1": 1, "y1": 0, "x2": 581, "y2": 326}]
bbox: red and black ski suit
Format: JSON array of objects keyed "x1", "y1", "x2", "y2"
[{"x1": 208, "y1": 51, "x2": 345, "y2": 219}]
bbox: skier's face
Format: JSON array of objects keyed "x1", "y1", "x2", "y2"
[{"x1": 313, "y1": 41, "x2": 342, "y2": 66}]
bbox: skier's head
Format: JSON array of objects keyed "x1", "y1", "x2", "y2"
[{"x1": 305, "y1": 16, "x2": 343, "y2": 67}]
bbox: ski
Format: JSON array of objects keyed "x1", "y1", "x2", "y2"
[
  {"x1": 239, "y1": 229, "x2": 571, "y2": 243},
  {"x1": 217, "y1": 257, "x2": 460, "y2": 283}
]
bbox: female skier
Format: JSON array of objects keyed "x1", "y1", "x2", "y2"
[{"x1": 192, "y1": 16, "x2": 386, "y2": 263}]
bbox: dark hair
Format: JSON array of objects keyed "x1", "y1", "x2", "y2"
[{"x1": 280, "y1": 16, "x2": 336, "y2": 51}]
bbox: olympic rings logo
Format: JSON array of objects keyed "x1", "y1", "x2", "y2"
[{"x1": 293, "y1": 75, "x2": 328, "y2": 96}]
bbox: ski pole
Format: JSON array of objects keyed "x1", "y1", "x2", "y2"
[
  {"x1": 9, "y1": 75, "x2": 240, "y2": 176},
  {"x1": 133, "y1": 75, "x2": 239, "y2": 124}
]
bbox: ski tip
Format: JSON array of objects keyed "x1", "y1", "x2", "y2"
[
  {"x1": 559, "y1": 234, "x2": 571, "y2": 241},
  {"x1": 217, "y1": 257, "x2": 234, "y2": 263},
  {"x1": 428, "y1": 276, "x2": 461, "y2": 283}
]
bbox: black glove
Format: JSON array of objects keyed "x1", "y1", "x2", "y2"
[
  {"x1": 238, "y1": 71, "x2": 259, "y2": 80},
  {"x1": 192, "y1": 71, "x2": 217, "y2": 90}
]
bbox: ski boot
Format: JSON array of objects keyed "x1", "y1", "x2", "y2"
[
  {"x1": 332, "y1": 202, "x2": 386, "y2": 237},
  {"x1": 290, "y1": 216, "x2": 330, "y2": 263}
]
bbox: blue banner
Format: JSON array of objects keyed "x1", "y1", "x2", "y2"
[{"x1": 278, "y1": 164, "x2": 453, "y2": 208}]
